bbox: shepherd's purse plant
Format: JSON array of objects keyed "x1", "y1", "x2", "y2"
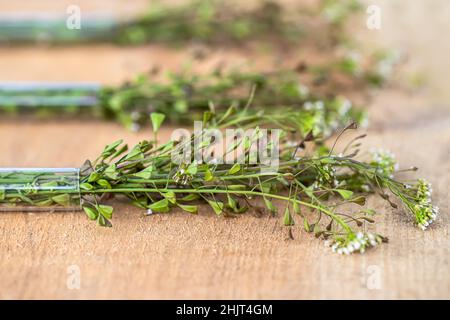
[{"x1": 0, "y1": 111, "x2": 438, "y2": 255}]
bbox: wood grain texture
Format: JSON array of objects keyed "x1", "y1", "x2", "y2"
[{"x1": 0, "y1": 0, "x2": 449, "y2": 300}]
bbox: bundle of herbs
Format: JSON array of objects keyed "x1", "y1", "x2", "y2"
[
  {"x1": 0, "y1": 111, "x2": 438, "y2": 255},
  {"x1": 1, "y1": 57, "x2": 401, "y2": 132},
  {"x1": 0, "y1": 0, "x2": 360, "y2": 45}
]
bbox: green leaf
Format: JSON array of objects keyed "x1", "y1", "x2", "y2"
[
  {"x1": 178, "y1": 204, "x2": 198, "y2": 214},
  {"x1": 97, "y1": 204, "x2": 113, "y2": 219},
  {"x1": 350, "y1": 196, "x2": 366, "y2": 206},
  {"x1": 97, "y1": 179, "x2": 112, "y2": 189},
  {"x1": 51, "y1": 194, "x2": 71, "y2": 207},
  {"x1": 109, "y1": 95, "x2": 124, "y2": 111},
  {"x1": 264, "y1": 198, "x2": 277, "y2": 214},
  {"x1": 105, "y1": 164, "x2": 119, "y2": 180},
  {"x1": 131, "y1": 199, "x2": 148, "y2": 209},
  {"x1": 0, "y1": 187, "x2": 5, "y2": 201},
  {"x1": 88, "y1": 172, "x2": 101, "y2": 183},
  {"x1": 207, "y1": 200, "x2": 224, "y2": 215},
  {"x1": 150, "y1": 112, "x2": 166, "y2": 132},
  {"x1": 97, "y1": 214, "x2": 112, "y2": 227},
  {"x1": 111, "y1": 144, "x2": 128, "y2": 159},
  {"x1": 80, "y1": 183, "x2": 93, "y2": 191},
  {"x1": 283, "y1": 207, "x2": 295, "y2": 226},
  {"x1": 179, "y1": 194, "x2": 200, "y2": 202},
  {"x1": 16, "y1": 194, "x2": 33, "y2": 204},
  {"x1": 105, "y1": 140, "x2": 123, "y2": 151},
  {"x1": 304, "y1": 186, "x2": 314, "y2": 199},
  {"x1": 186, "y1": 162, "x2": 198, "y2": 175},
  {"x1": 259, "y1": 183, "x2": 272, "y2": 194},
  {"x1": 163, "y1": 191, "x2": 177, "y2": 204},
  {"x1": 175, "y1": 100, "x2": 188, "y2": 113},
  {"x1": 218, "y1": 105, "x2": 236, "y2": 123},
  {"x1": 293, "y1": 201, "x2": 301, "y2": 215},
  {"x1": 134, "y1": 166, "x2": 153, "y2": 179},
  {"x1": 83, "y1": 206, "x2": 98, "y2": 220},
  {"x1": 148, "y1": 198, "x2": 170, "y2": 213},
  {"x1": 102, "y1": 139, "x2": 123, "y2": 157},
  {"x1": 303, "y1": 218, "x2": 311, "y2": 232},
  {"x1": 35, "y1": 199, "x2": 54, "y2": 207},
  {"x1": 41, "y1": 181, "x2": 59, "y2": 189},
  {"x1": 203, "y1": 111, "x2": 213, "y2": 124},
  {"x1": 227, "y1": 163, "x2": 241, "y2": 175},
  {"x1": 236, "y1": 205, "x2": 249, "y2": 214},
  {"x1": 204, "y1": 169, "x2": 213, "y2": 182},
  {"x1": 139, "y1": 140, "x2": 152, "y2": 153},
  {"x1": 124, "y1": 145, "x2": 144, "y2": 161},
  {"x1": 227, "y1": 194, "x2": 238, "y2": 212},
  {"x1": 336, "y1": 189, "x2": 354, "y2": 200}
]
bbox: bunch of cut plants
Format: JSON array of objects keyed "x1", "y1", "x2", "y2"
[
  {"x1": 0, "y1": 106, "x2": 438, "y2": 255},
  {"x1": 0, "y1": 0, "x2": 360, "y2": 45},
  {"x1": 0, "y1": 50, "x2": 398, "y2": 131}
]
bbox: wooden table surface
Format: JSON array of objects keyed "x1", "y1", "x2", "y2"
[{"x1": 0, "y1": 0, "x2": 449, "y2": 300}]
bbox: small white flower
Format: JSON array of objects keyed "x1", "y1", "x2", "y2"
[
  {"x1": 303, "y1": 102, "x2": 314, "y2": 110},
  {"x1": 208, "y1": 158, "x2": 218, "y2": 165},
  {"x1": 130, "y1": 123, "x2": 141, "y2": 132},
  {"x1": 315, "y1": 101, "x2": 325, "y2": 110},
  {"x1": 147, "y1": 208, "x2": 153, "y2": 215},
  {"x1": 298, "y1": 84, "x2": 309, "y2": 97},
  {"x1": 131, "y1": 111, "x2": 140, "y2": 121},
  {"x1": 338, "y1": 99, "x2": 352, "y2": 115}
]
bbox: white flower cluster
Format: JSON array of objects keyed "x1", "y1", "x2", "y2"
[
  {"x1": 130, "y1": 111, "x2": 142, "y2": 132},
  {"x1": 303, "y1": 100, "x2": 325, "y2": 111},
  {"x1": 297, "y1": 84, "x2": 310, "y2": 98},
  {"x1": 370, "y1": 148, "x2": 399, "y2": 178},
  {"x1": 375, "y1": 51, "x2": 400, "y2": 80},
  {"x1": 313, "y1": 164, "x2": 339, "y2": 189},
  {"x1": 173, "y1": 168, "x2": 192, "y2": 185},
  {"x1": 328, "y1": 232, "x2": 383, "y2": 255},
  {"x1": 303, "y1": 100, "x2": 333, "y2": 137},
  {"x1": 337, "y1": 97, "x2": 352, "y2": 116},
  {"x1": 414, "y1": 179, "x2": 438, "y2": 230}
]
